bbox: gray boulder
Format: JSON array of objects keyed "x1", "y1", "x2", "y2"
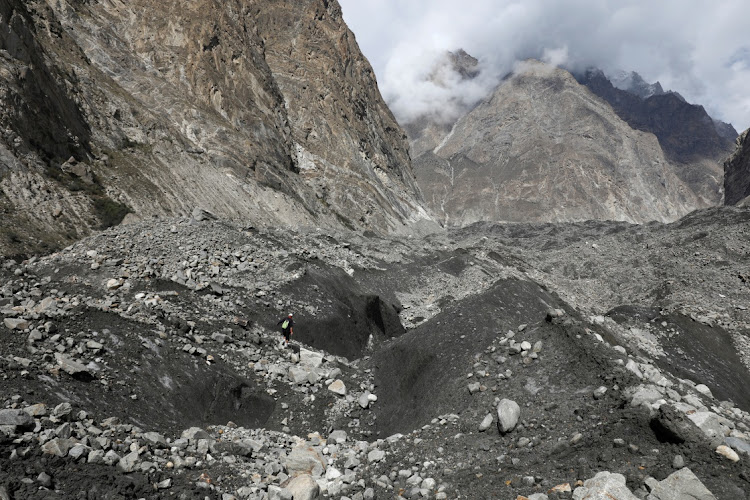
[
  {"x1": 328, "y1": 430, "x2": 347, "y2": 445},
  {"x1": 283, "y1": 474, "x2": 320, "y2": 500},
  {"x1": 192, "y1": 207, "x2": 217, "y2": 221},
  {"x1": 299, "y1": 348, "x2": 324, "y2": 368},
  {"x1": 55, "y1": 353, "x2": 94, "y2": 380},
  {"x1": 4, "y1": 317, "x2": 29, "y2": 330},
  {"x1": 725, "y1": 437, "x2": 750, "y2": 457},
  {"x1": 646, "y1": 467, "x2": 716, "y2": 500},
  {"x1": 687, "y1": 412, "x2": 728, "y2": 439},
  {"x1": 367, "y1": 449, "x2": 385, "y2": 463},
  {"x1": 142, "y1": 431, "x2": 168, "y2": 448},
  {"x1": 359, "y1": 392, "x2": 371, "y2": 409},
  {"x1": 479, "y1": 413, "x2": 493, "y2": 432},
  {"x1": 497, "y1": 399, "x2": 520, "y2": 433},
  {"x1": 0, "y1": 409, "x2": 34, "y2": 431},
  {"x1": 629, "y1": 384, "x2": 663, "y2": 409},
  {"x1": 118, "y1": 450, "x2": 140, "y2": 472},
  {"x1": 181, "y1": 427, "x2": 210, "y2": 442},
  {"x1": 572, "y1": 471, "x2": 639, "y2": 500},
  {"x1": 289, "y1": 366, "x2": 310, "y2": 385},
  {"x1": 41, "y1": 438, "x2": 76, "y2": 457},
  {"x1": 650, "y1": 405, "x2": 706, "y2": 444},
  {"x1": 327, "y1": 379, "x2": 346, "y2": 396},
  {"x1": 285, "y1": 445, "x2": 326, "y2": 477}
]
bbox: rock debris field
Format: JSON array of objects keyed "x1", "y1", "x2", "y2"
[{"x1": 2, "y1": 207, "x2": 750, "y2": 499}]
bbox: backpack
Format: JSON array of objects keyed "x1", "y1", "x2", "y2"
[{"x1": 281, "y1": 319, "x2": 289, "y2": 329}]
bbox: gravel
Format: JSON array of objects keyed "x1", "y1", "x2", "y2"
[{"x1": 0, "y1": 209, "x2": 749, "y2": 498}]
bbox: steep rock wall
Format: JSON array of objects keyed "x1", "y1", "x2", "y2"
[
  {"x1": 0, "y1": 0, "x2": 427, "y2": 256},
  {"x1": 725, "y1": 129, "x2": 750, "y2": 206}
]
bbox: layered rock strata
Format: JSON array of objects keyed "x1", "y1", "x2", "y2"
[
  {"x1": 0, "y1": 0, "x2": 427, "y2": 257},
  {"x1": 413, "y1": 61, "x2": 708, "y2": 225}
]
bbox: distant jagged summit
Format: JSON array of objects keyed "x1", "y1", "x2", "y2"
[
  {"x1": 610, "y1": 70, "x2": 667, "y2": 100},
  {"x1": 441, "y1": 49, "x2": 481, "y2": 81},
  {"x1": 576, "y1": 68, "x2": 736, "y2": 206},
  {"x1": 578, "y1": 68, "x2": 736, "y2": 164}
]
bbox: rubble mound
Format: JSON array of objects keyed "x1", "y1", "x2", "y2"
[{"x1": 2, "y1": 208, "x2": 750, "y2": 498}]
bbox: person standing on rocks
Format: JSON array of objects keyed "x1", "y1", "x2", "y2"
[{"x1": 277, "y1": 313, "x2": 294, "y2": 347}]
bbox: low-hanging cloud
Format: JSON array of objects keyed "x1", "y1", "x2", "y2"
[{"x1": 339, "y1": 0, "x2": 750, "y2": 131}]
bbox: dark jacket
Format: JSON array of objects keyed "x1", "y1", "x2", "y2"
[{"x1": 277, "y1": 317, "x2": 294, "y2": 332}]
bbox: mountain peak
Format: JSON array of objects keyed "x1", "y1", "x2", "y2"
[
  {"x1": 577, "y1": 68, "x2": 736, "y2": 168},
  {"x1": 412, "y1": 61, "x2": 708, "y2": 225},
  {"x1": 446, "y1": 49, "x2": 480, "y2": 80},
  {"x1": 610, "y1": 70, "x2": 665, "y2": 99},
  {"x1": 427, "y1": 49, "x2": 481, "y2": 88}
]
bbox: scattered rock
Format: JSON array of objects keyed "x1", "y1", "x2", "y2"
[
  {"x1": 55, "y1": 353, "x2": 94, "y2": 380},
  {"x1": 328, "y1": 380, "x2": 346, "y2": 396},
  {"x1": 106, "y1": 278, "x2": 122, "y2": 290},
  {"x1": 181, "y1": 427, "x2": 210, "y2": 442},
  {"x1": 358, "y1": 392, "x2": 371, "y2": 409},
  {"x1": 285, "y1": 445, "x2": 326, "y2": 477},
  {"x1": 479, "y1": 413, "x2": 493, "y2": 432},
  {"x1": 283, "y1": 473, "x2": 320, "y2": 500},
  {"x1": 646, "y1": 467, "x2": 717, "y2": 500},
  {"x1": 367, "y1": 449, "x2": 385, "y2": 463},
  {"x1": 694, "y1": 384, "x2": 713, "y2": 398},
  {"x1": 0, "y1": 409, "x2": 34, "y2": 431},
  {"x1": 41, "y1": 438, "x2": 76, "y2": 457},
  {"x1": 191, "y1": 207, "x2": 217, "y2": 221},
  {"x1": 650, "y1": 405, "x2": 706, "y2": 444},
  {"x1": 724, "y1": 437, "x2": 750, "y2": 457},
  {"x1": 497, "y1": 399, "x2": 520, "y2": 434},
  {"x1": 3, "y1": 318, "x2": 29, "y2": 330},
  {"x1": 572, "y1": 471, "x2": 639, "y2": 500},
  {"x1": 715, "y1": 445, "x2": 740, "y2": 462}
]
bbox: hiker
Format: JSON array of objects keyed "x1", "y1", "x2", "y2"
[{"x1": 277, "y1": 313, "x2": 294, "y2": 346}]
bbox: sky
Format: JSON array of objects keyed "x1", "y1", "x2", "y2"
[{"x1": 338, "y1": 0, "x2": 750, "y2": 132}]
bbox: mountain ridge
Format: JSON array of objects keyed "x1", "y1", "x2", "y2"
[{"x1": 411, "y1": 60, "x2": 717, "y2": 226}]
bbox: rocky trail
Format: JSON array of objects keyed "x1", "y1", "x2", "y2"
[{"x1": 2, "y1": 208, "x2": 750, "y2": 499}]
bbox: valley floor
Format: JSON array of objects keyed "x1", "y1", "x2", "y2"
[{"x1": 1, "y1": 207, "x2": 750, "y2": 499}]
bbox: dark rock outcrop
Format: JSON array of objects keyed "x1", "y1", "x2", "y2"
[
  {"x1": 724, "y1": 128, "x2": 750, "y2": 206},
  {"x1": 609, "y1": 70, "x2": 666, "y2": 100},
  {"x1": 579, "y1": 69, "x2": 737, "y2": 164}
]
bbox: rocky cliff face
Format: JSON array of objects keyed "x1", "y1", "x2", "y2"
[
  {"x1": 413, "y1": 61, "x2": 709, "y2": 225},
  {"x1": 0, "y1": 0, "x2": 426, "y2": 257},
  {"x1": 578, "y1": 69, "x2": 735, "y2": 205},
  {"x1": 725, "y1": 129, "x2": 750, "y2": 206},
  {"x1": 254, "y1": 1, "x2": 424, "y2": 231}
]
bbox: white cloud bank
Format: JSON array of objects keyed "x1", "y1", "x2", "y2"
[{"x1": 339, "y1": 0, "x2": 750, "y2": 132}]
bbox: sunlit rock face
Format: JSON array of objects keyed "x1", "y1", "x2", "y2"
[
  {"x1": 410, "y1": 61, "x2": 714, "y2": 226},
  {"x1": 0, "y1": 0, "x2": 427, "y2": 256}
]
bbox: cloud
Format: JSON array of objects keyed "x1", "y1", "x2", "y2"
[{"x1": 340, "y1": 0, "x2": 750, "y2": 132}]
